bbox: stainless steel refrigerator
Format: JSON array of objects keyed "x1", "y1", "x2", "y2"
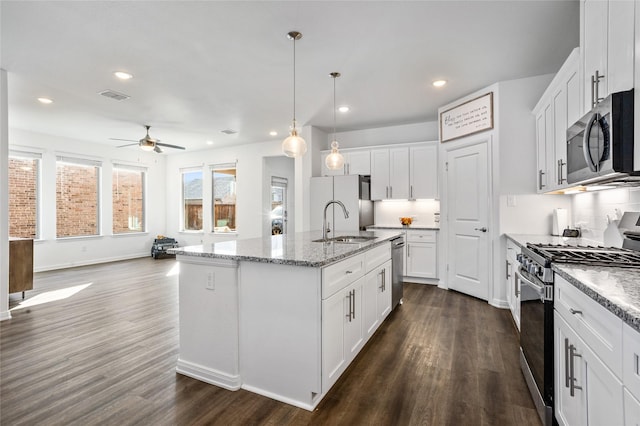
[{"x1": 310, "y1": 175, "x2": 374, "y2": 233}]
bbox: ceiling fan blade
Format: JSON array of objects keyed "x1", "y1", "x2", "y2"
[
  {"x1": 156, "y1": 142, "x2": 186, "y2": 150},
  {"x1": 109, "y1": 138, "x2": 138, "y2": 142},
  {"x1": 154, "y1": 145, "x2": 163, "y2": 153},
  {"x1": 116, "y1": 142, "x2": 139, "y2": 148}
]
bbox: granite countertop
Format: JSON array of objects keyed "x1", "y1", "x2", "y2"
[
  {"x1": 168, "y1": 230, "x2": 402, "y2": 268},
  {"x1": 367, "y1": 225, "x2": 440, "y2": 231},
  {"x1": 506, "y1": 233, "x2": 640, "y2": 332},
  {"x1": 553, "y1": 264, "x2": 640, "y2": 333},
  {"x1": 505, "y1": 233, "x2": 601, "y2": 249}
]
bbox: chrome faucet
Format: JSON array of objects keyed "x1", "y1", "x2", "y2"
[{"x1": 323, "y1": 200, "x2": 349, "y2": 240}]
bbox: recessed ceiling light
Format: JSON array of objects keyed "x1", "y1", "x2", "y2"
[
  {"x1": 338, "y1": 106, "x2": 350, "y2": 113},
  {"x1": 220, "y1": 129, "x2": 238, "y2": 135},
  {"x1": 206, "y1": 140, "x2": 214, "y2": 145},
  {"x1": 269, "y1": 131, "x2": 278, "y2": 136},
  {"x1": 37, "y1": 97, "x2": 53, "y2": 104},
  {"x1": 114, "y1": 71, "x2": 133, "y2": 80},
  {"x1": 432, "y1": 80, "x2": 447, "y2": 88}
]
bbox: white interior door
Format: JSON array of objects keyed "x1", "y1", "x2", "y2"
[{"x1": 446, "y1": 141, "x2": 490, "y2": 301}]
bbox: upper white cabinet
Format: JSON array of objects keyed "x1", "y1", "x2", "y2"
[
  {"x1": 371, "y1": 147, "x2": 410, "y2": 200},
  {"x1": 581, "y1": 0, "x2": 634, "y2": 113},
  {"x1": 534, "y1": 48, "x2": 580, "y2": 193},
  {"x1": 409, "y1": 144, "x2": 438, "y2": 200},
  {"x1": 320, "y1": 149, "x2": 371, "y2": 176},
  {"x1": 370, "y1": 142, "x2": 438, "y2": 200}
]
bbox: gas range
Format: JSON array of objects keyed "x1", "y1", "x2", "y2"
[{"x1": 518, "y1": 244, "x2": 640, "y2": 284}]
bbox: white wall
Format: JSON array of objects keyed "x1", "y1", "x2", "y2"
[
  {"x1": 9, "y1": 129, "x2": 167, "y2": 271},
  {"x1": 332, "y1": 122, "x2": 439, "y2": 149},
  {"x1": 1, "y1": 69, "x2": 10, "y2": 320},
  {"x1": 572, "y1": 187, "x2": 640, "y2": 243},
  {"x1": 374, "y1": 200, "x2": 440, "y2": 228}
]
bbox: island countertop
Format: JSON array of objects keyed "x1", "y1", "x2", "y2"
[{"x1": 168, "y1": 229, "x2": 402, "y2": 268}]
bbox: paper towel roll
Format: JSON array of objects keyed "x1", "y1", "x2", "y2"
[{"x1": 552, "y1": 208, "x2": 567, "y2": 236}]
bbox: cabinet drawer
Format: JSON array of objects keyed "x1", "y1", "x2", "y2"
[
  {"x1": 555, "y1": 275, "x2": 623, "y2": 378},
  {"x1": 506, "y1": 238, "x2": 520, "y2": 259},
  {"x1": 406, "y1": 230, "x2": 436, "y2": 243},
  {"x1": 364, "y1": 243, "x2": 391, "y2": 272},
  {"x1": 322, "y1": 254, "x2": 365, "y2": 299},
  {"x1": 623, "y1": 323, "x2": 640, "y2": 401}
]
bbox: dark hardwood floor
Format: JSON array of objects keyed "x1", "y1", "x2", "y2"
[{"x1": 1, "y1": 258, "x2": 540, "y2": 425}]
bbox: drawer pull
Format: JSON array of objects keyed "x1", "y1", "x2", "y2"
[
  {"x1": 569, "y1": 308, "x2": 583, "y2": 315},
  {"x1": 345, "y1": 270, "x2": 353, "y2": 274},
  {"x1": 635, "y1": 353, "x2": 640, "y2": 376}
]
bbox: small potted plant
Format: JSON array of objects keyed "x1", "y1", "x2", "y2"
[{"x1": 400, "y1": 217, "x2": 412, "y2": 227}]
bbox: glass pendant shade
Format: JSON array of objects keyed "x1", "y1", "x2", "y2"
[
  {"x1": 282, "y1": 127, "x2": 307, "y2": 158},
  {"x1": 325, "y1": 140, "x2": 344, "y2": 170}
]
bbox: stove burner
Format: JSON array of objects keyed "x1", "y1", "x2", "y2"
[{"x1": 526, "y1": 244, "x2": 640, "y2": 268}]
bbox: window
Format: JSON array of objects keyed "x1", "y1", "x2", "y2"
[
  {"x1": 182, "y1": 169, "x2": 203, "y2": 231},
  {"x1": 8, "y1": 151, "x2": 41, "y2": 238},
  {"x1": 211, "y1": 164, "x2": 236, "y2": 232},
  {"x1": 112, "y1": 165, "x2": 146, "y2": 234},
  {"x1": 56, "y1": 156, "x2": 101, "y2": 238}
]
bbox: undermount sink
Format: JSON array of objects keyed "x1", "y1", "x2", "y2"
[{"x1": 313, "y1": 235, "x2": 377, "y2": 244}]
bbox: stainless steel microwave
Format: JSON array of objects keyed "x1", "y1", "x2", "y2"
[{"x1": 566, "y1": 89, "x2": 637, "y2": 186}]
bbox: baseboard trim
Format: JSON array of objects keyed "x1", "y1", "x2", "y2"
[
  {"x1": 176, "y1": 358, "x2": 241, "y2": 391},
  {"x1": 34, "y1": 252, "x2": 150, "y2": 272},
  {"x1": 241, "y1": 383, "x2": 318, "y2": 412},
  {"x1": 0, "y1": 310, "x2": 12, "y2": 321}
]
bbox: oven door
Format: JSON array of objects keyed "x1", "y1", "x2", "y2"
[{"x1": 517, "y1": 268, "x2": 554, "y2": 425}]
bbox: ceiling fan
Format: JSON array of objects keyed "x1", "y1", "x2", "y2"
[{"x1": 110, "y1": 125, "x2": 186, "y2": 153}]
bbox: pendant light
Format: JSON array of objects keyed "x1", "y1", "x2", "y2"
[
  {"x1": 325, "y1": 72, "x2": 345, "y2": 170},
  {"x1": 282, "y1": 31, "x2": 307, "y2": 158}
]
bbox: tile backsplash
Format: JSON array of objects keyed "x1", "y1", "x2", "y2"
[
  {"x1": 572, "y1": 187, "x2": 640, "y2": 243},
  {"x1": 374, "y1": 199, "x2": 440, "y2": 227}
]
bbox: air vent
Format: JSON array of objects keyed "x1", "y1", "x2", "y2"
[
  {"x1": 220, "y1": 129, "x2": 238, "y2": 135},
  {"x1": 98, "y1": 90, "x2": 130, "y2": 101}
]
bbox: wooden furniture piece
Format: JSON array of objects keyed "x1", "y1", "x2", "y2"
[{"x1": 9, "y1": 238, "x2": 34, "y2": 298}]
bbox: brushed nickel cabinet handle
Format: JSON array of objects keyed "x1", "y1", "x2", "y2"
[
  {"x1": 569, "y1": 308, "x2": 582, "y2": 315},
  {"x1": 569, "y1": 343, "x2": 582, "y2": 396}
]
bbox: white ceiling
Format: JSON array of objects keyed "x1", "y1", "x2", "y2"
[{"x1": 1, "y1": 1, "x2": 579, "y2": 154}]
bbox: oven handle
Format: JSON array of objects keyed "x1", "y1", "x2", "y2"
[{"x1": 515, "y1": 268, "x2": 544, "y2": 301}]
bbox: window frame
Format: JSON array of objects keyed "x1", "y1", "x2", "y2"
[
  {"x1": 112, "y1": 163, "x2": 147, "y2": 235},
  {"x1": 55, "y1": 155, "x2": 103, "y2": 239},
  {"x1": 211, "y1": 162, "x2": 237, "y2": 234},
  {"x1": 8, "y1": 150, "x2": 42, "y2": 239}
]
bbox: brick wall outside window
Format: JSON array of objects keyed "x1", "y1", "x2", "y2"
[
  {"x1": 8, "y1": 157, "x2": 38, "y2": 238},
  {"x1": 113, "y1": 169, "x2": 145, "y2": 233},
  {"x1": 56, "y1": 163, "x2": 99, "y2": 237}
]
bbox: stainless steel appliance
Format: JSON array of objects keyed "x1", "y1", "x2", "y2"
[
  {"x1": 517, "y1": 241, "x2": 640, "y2": 425},
  {"x1": 310, "y1": 175, "x2": 373, "y2": 232},
  {"x1": 390, "y1": 235, "x2": 405, "y2": 309},
  {"x1": 567, "y1": 89, "x2": 636, "y2": 186}
]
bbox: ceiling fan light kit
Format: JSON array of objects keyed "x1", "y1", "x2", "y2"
[
  {"x1": 325, "y1": 72, "x2": 345, "y2": 170},
  {"x1": 282, "y1": 30, "x2": 307, "y2": 158},
  {"x1": 112, "y1": 125, "x2": 186, "y2": 153}
]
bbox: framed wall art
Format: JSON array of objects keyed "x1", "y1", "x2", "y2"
[{"x1": 440, "y1": 92, "x2": 493, "y2": 142}]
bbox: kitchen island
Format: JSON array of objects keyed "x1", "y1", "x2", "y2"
[{"x1": 169, "y1": 230, "x2": 401, "y2": 410}]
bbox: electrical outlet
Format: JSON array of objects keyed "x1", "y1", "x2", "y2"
[
  {"x1": 507, "y1": 195, "x2": 517, "y2": 207},
  {"x1": 411, "y1": 216, "x2": 417, "y2": 221},
  {"x1": 206, "y1": 272, "x2": 215, "y2": 290}
]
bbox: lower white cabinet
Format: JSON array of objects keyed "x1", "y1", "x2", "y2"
[
  {"x1": 405, "y1": 230, "x2": 437, "y2": 279},
  {"x1": 362, "y1": 259, "x2": 392, "y2": 338},
  {"x1": 505, "y1": 238, "x2": 520, "y2": 330}
]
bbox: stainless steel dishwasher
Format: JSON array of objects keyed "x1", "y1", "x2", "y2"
[{"x1": 390, "y1": 235, "x2": 405, "y2": 309}]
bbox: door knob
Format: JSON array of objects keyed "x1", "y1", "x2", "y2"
[{"x1": 474, "y1": 227, "x2": 487, "y2": 232}]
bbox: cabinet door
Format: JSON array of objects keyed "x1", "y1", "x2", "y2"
[
  {"x1": 377, "y1": 260, "x2": 392, "y2": 320},
  {"x1": 624, "y1": 389, "x2": 640, "y2": 426},
  {"x1": 344, "y1": 278, "x2": 364, "y2": 361},
  {"x1": 552, "y1": 87, "x2": 567, "y2": 189},
  {"x1": 582, "y1": 0, "x2": 608, "y2": 112},
  {"x1": 370, "y1": 149, "x2": 390, "y2": 200},
  {"x1": 363, "y1": 269, "x2": 380, "y2": 339},
  {"x1": 322, "y1": 287, "x2": 348, "y2": 392},
  {"x1": 536, "y1": 110, "x2": 548, "y2": 193},
  {"x1": 389, "y1": 147, "x2": 409, "y2": 199},
  {"x1": 555, "y1": 312, "x2": 586, "y2": 426},
  {"x1": 607, "y1": 0, "x2": 634, "y2": 94},
  {"x1": 347, "y1": 150, "x2": 371, "y2": 175},
  {"x1": 410, "y1": 144, "x2": 438, "y2": 200},
  {"x1": 406, "y1": 242, "x2": 437, "y2": 278}
]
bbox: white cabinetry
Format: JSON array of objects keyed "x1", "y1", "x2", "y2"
[
  {"x1": 533, "y1": 48, "x2": 580, "y2": 193},
  {"x1": 505, "y1": 238, "x2": 520, "y2": 330},
  {"x1": 581, "y1": 0, "x2": 635, "y2": 113},
  {"x1": 321, "y1": 243, "x2": 392, "y2": 393},
  {"x1": 320, "y1": 149, "x2": 371, "y2": 176},
  {"x1": 371, "y1": 147, "x2": 410, "y2": 200},
  {"x1": 409, "y1": 144, "x2": 438, "y2": 200},
  {"x1": 405, "y1": 230, "x2": 437, "y2": 279},
  {"x1": 554, "y1": 275, "x2": 626, "y2": 426}
]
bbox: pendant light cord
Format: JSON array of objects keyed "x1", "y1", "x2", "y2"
[
  {"x1": 332, "y1": 75, "x2": 336, "y2": 142},
  {"x1": 292, "y1": 37, "x2": 296, "y2": 123}
]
